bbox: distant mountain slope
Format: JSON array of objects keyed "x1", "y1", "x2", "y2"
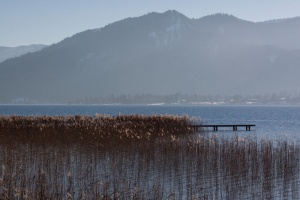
[
  {"x1": 0, "y1": 44, "x2": 47, "y2": 63},
  {"x1": 0, "y1": 10, "x2": 300, "y2": 103}
]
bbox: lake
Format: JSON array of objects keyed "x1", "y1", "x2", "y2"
[{"x1": 1, "y1": 104, "x2": 300, "y2": 139}]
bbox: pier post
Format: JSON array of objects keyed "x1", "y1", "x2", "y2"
[{"x1": 246, "y1": 126, "x2": 251, "y2": 131}]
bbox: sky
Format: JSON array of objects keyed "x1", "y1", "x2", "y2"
[{"x1": 1, "y1": 0, "x2": 300, "y2": 47}]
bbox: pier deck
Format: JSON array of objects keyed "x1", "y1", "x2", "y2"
[{"x1": 190, "y1": 124, "x2": 255, "y2": 131}]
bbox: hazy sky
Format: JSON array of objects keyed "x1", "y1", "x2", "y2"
[{"x1": 1, "y1": 0, "x2": 300, "y2": 47}]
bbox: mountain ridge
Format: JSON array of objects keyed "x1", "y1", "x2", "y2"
[
  {"x1": 0, "y1": 10, "x2": 300, "y2": 104},
  {"x1": 0, "y1": 44, "x2": 47, "y2": 63}
]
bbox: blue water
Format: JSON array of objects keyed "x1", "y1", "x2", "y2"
[{"x1": 1, "y1": 105, "x2": 300, "y2": 139}]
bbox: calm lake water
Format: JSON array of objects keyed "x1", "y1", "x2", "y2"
[{"x1": 1, "y1": 104, "x2": 300, "y2": 139}]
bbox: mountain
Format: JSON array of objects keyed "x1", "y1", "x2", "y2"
[
  {"x1": 0, "y1": 44, "x2": 47, "y2": 63},
  {"x1": 0, "y1": 10, "x2": 300, "y2": 104}
]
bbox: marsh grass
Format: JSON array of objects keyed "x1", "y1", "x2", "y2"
[{"x1": 0, "y1": 115, "x2": 299, "y2": 199}]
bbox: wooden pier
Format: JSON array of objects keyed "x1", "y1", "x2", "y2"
[{"x1": 190, "y1": 124, "x2": 255, "y2": 132}]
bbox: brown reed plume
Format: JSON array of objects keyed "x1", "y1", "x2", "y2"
[{"x1": 0, "y1": 114, "x2": 191, "y2": 145}]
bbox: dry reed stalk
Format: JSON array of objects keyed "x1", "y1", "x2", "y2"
[{"x1": 0, "y1": 116, "x2": 299, "y2": 199}]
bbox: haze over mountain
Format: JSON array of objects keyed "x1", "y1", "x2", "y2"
[
  {"x1": 0, "y1": 44, "x2": 47, "y2": 63},
  {"x1": 0, "y1": 10, "x2": 300, "y2": 104}
]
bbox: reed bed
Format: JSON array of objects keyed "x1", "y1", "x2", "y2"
[
  {"x1": 0, "y1": 114, "x2": 191, "y2": 145},
  {"x1": 0, "y1": 115, "x2": 299, "y2": 199}
]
